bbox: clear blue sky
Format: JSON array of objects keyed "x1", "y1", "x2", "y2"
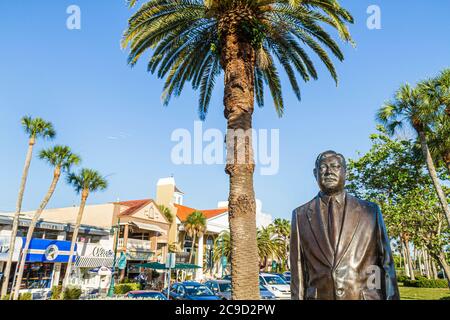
[{"x1": 0, "y1": 1, "x2": 449, "y2": 220}]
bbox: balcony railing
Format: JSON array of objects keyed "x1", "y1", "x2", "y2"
[{"x1": 118, "y1": 238, "x2": 152, "y2": 251}]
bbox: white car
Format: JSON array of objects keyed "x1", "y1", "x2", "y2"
[{"x1": 259, "y1": 273, "x2": 291, "y2": 300}]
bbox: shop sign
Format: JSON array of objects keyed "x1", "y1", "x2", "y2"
[
  {"x1": 24, "y1": 238, "x2": 75, "y2": 263},
  {"x1": 92, "y1": 247, "x2": 114, "y2": 258}
]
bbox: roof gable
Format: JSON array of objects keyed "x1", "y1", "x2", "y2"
[{"x1": 118, "y1": 199, "x2": 170, "y2": 224}]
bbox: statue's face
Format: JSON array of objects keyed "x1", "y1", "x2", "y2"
[{"x1": 314, "y1": 155, "x2": 346, "y2": 195}]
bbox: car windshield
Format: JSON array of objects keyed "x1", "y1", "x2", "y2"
[
  {"x1": 263, "y1": 276, "x2": 286, "y2": 285},
  {"x1": 185, "y1": 285, "x2": 214, "y2": 296},
  {"x1": 218, "y1": 283, "x2": 232, "y2": 292}
]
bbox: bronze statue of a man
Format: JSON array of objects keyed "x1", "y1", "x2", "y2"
[{"x1": 290, "y1": 150, "x2": 399, "y2": 300}]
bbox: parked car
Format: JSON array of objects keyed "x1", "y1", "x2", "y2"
[
  {"x1": 167, "y1": 281, "x2": 221, "y2": 300},
  {"x1": 259, "y1": 273, "x2": 291, "y2": 300},
  {"x1": 126, "y1": 290, "x2": 167, "y2": 300},
  {"x1": 259, "y1": 284, "x2": 277, "y2": 300},
  {"x1": 213, "y1": 278, "x2": 276, "y2": 300},
  {"x1": 205, "y1": 280, "x2": 232, "y2": 300},
  {"x1": 272, "y1": 272, "x2": 291, "y2": 284}
]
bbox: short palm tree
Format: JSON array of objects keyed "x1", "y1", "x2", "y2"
[
  {"x1": 122, "y1": 0, "x2": 353, "y2": 299},
  {"x1": 183, "y1": 211, "x2": 207, "y2": 264},
  {"x1": 12, "y1": 146, "x2": 81, "y2": 300},
  {"x1": 257, "y1": 227, "x2": 283, "y2": 271},
  {"x1": 158, "y1": 204, "x2": 174, "y2": 223},
  {"x1": 1, "y1": 116, "x2": 55, "y2": 297},
  {"x1": 271, "y1": 218, "x2": 290, "y2": 270},
  {"x1": 377, "y1": 84, "x2": 450, "y2": 226},
  {"x1": 213, "y1": 230, "x2": 231, "y2": 268},
  {"x1": 61, "y1": 169, "x2": 108, "y2": 295}
]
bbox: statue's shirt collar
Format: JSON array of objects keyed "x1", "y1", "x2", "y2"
[{"x1": 319, "y1": 190, "x2": 346, "y2": 206}]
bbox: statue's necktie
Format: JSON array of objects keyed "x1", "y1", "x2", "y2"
[{"x1": 328, "y1": 197, "x2": 339, "y2": 252}]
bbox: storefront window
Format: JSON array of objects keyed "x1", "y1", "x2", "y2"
[
  {"x1": 20, "y1": 263, "x2": 54, "y2": 289},
  {"x1": 44, "y1": 230, "x2": 59, "y2": 240},
  {"x1": 16, "y1": 227, "x2": 46, "y2": 239}
]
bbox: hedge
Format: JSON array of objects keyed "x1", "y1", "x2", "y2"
[
  {"x1": 403, "y1": 278, "x2": 449, "y2": 288},
  {"x1": 114, "y1": 283, "x2": 141, "y2": 295}
]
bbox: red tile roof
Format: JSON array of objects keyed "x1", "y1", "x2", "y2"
[
  {"x1": 117, "y1": 199, "x2": 152, "y2": 216},
  {"x1": 174, "y1": 204, "x2": 228, "y2": 222}
]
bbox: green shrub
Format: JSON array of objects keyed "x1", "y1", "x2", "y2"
[
  {"x1": 1, "y1": 294, "x2": 10, "y2": 300},
  {"x1": 120, "y1": 277, "x2": 132, "y2": 284},
  {"x1": 51, "y1": 285, "x2": 63, "y2": 300},
  {"x1": 403, "y1": 278, "x2": 449, "y2": 288},
  {"x1": 114, "y1": 283, "x2": 140, "y2": 295},
  {"x1": 19, "y1": 292, "x2": 32, "y2": 300},
  {"x1": 1, "y1": 293, "x2": 32, "y2": 300},
  {"x1": 396, "y1": 274, "x2": 409, "y2": 283},
  {"x1": 63, "y1": 286, "x2": 82, "y2": 300}
]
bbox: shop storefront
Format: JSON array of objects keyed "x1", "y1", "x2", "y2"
[
  {"x1": 71, "y1": 243, "x2": 115, "y2": 293},
  {"x1": 17, "y1": 238, "x2": 76, "y2": 295},
  {"x1": 0, "y1": 237, "x2": 23, "y2": 283}
]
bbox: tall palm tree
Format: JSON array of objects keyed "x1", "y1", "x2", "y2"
[
  {"x1": 438, "y1": 69, "x2": 450, "y2": 117},
  {"x1": 1, "y1": 116, "x2": 55, "y2": 297},
  {"x1": 61, "y1": 169, "x2": 108, "y2": 295},
  {"x1": 420, "y1": 69, "x2": 450, "y2": 117},
  {"x1": 377, "y1": 84, "x2": 450, "y2": 227},
  {"x1": 122, "y1": 0, "x2": 353, "y2": 299},
  {"x1": 183, "y1": 211, "x2": 207, "y2": 264},
  {"x1": 426, "y1": 114, "x2": 450, "y2": 173},
  {"x1": 418, "y1": 71, "x2": 450, "y2": 173},
  {"x1": 12, "y1": 146, "x2": 81, "y2": 300}
]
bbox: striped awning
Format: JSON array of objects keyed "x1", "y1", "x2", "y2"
[{"x1": 75, "y1": 256, "x2": 115, "y2": 268}]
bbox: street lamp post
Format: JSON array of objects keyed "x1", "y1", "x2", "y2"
[
  {"x1": 107, "y1": 218, "x2": 120, "y2": 297},
  {"x1": 221, "y1": 235, "x2": 224, "y2": 279}
]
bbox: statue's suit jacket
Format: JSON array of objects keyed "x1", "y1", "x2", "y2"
[{"x1": 290, "y1": 193, "x2": 400, "y2": 300}]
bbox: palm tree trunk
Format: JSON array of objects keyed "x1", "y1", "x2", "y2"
[
  {"x1": 1, "y1": 137, "x2": 35, "y2": 297},
  {"x1": 61, "y1": 189, "x2": 88, "y2": 296},
  {"x1": 417, "y1": 130, "x2": 450, "y2": 226},
  {"x1": 189, "y1": 233, "x2": 196, "y2": 265},
  {"x1": 221, "y1": 33, "x2": 259, "y2": 300},
  {"x1": 12, "y1": 168, "x2": 61, "y2": 300}
]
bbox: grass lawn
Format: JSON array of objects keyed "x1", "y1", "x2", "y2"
[{"x1": 399, "y1": 284, "x2": 450, "y2": 300}]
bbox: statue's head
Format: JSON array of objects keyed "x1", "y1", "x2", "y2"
[{"x1": 313, "y1": 150, "x2": 346, "y2": 195}]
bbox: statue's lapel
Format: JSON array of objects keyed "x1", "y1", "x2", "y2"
[
  {"x1": 306, "y1": 196, "x2": 333, "y2": 267},
  {"x1": 334, "y1": 194, "x2": 362, "y2": 266}
]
